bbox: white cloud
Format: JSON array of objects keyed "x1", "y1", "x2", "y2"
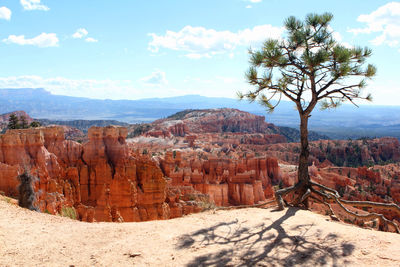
[
  {"x1": 72, "y1": 29, "x2": 98, "y2": 43},
  {"x1": 349, "y1": 2, "x2": 400, "y2": 48},
  {"x1": 20, "y1": 0, "x2": 49, "y2": 11},
  {"x1": 0, "y1": 75, "x2": 185, "y2": 100},
  {"x1": 0, "y1": 75, "x2": 138, "y2": 100},
  {"x1": 148, "y1": 24, "x2": 284, "y2": 58},
  {"x1": 85, "y1": 37, "x2": 98, "y2": 43},
  {"x1": 328, "y1": 27, "x2": 353, "y2": 48},
  {"x1": 140, "y1": 70, "x2": 168, "y2": 86},
  {"x1": 0, "y1": 7, "x2": 11, "y2": 20},
  {"x1": 246, "y1": 5, "x2": 252, "y2": 9},
  {"x1": 72, "y1": 28, "x2": 88, "y2": 39},
  {"x1": 3, "y1": 33, "x2": 58, "y2": 47}
]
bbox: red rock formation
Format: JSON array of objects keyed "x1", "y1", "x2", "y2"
[
  {"x1": 159, "y1": 150, "x2": 279, "y2": 206},
  {"x1": 185, "y1": 135, "x2": 197, "y2": 147},
  {"x1": 240, "y1": 134, "x2": 287, "y2": 145},
  {"x1": 0, "y1": 127, "x2": 69, "y2": 214},
  {"x1": 357, "y1": 166, "x2": 382, "y2": 184},
  {"x1": 265, "y1": 138, "x2": 400, "y2": 167},
  {"x1": 0, "y1": 126, "x2": 200, "y2": 222},
  {"x1": 144, "y1": 109, "x2": 286, "y2": 143},
  {"x1": 0, "y1": 163, "x2": 19, "y2": 196}
]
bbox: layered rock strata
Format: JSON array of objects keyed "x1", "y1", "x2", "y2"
[
  {"x1": 0, "y1": 126, "x2": 280, "y2": 222},
  {"x1": 0, "y1": 127, "x2": 182, "y2": 222},
  {"x1": 160, "y1": 151, "x2": 279, "y2": 206}
]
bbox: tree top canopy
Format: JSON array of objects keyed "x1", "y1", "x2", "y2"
[{"x1": 239, "y1": 12, "x2": 376, "y2": 114}]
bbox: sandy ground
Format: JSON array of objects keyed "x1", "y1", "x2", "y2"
[{"x1": 1, "y1": 197, "x2": 399, "y2": 267}]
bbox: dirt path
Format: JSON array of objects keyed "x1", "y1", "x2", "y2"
[{"x1": 1, "y1": 197, "x2": 399, "y2": 267}]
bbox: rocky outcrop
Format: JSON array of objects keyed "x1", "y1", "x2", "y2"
[
  {"x1": 144, "y1": 109, "x2": 286, "y2": 141},
  {"x1": 0, "y1": 127, "x2": 69, "y2": 214},
  {"x1": 265, "y1": 138, "x2": 400, "y2": 167},
  {"x1": 357, "y1": 166, "x2": 382, "y2": 184},
  {"x1": 75, "y1": 126, "x2": 172, "y2": 222},
  {"x1": 0, "y1": 125, "x2": 284, "y2": 222},
  {"x1": 239, "y1": 134, "x2": 287, "y2": 145},
  {"x1": 0, "y1": 126, "x2": 201, "y2": 222},
  {"x1": 159, "y1": 151, "x2": 280, "y2": 206}
]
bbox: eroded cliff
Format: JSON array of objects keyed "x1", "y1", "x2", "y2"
[{"x1": 0, "y1": 126, "x2": 280, "y2": 222}]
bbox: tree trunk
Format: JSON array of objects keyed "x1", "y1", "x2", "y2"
[
  {"x1": 275, "y1": 113, "x2": 311, "y2": 210},
  {"x1": 292, "y1": 114, "x2": 311, "y2": 206},
  {"x1": 298, "y1": 115, "x2": 310, "y2": 185}
]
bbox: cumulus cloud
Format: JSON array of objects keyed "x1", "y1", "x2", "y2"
[
  {"x1": 0, "y1": 7, "x2": 11, "y2": 20},
  {"x1": 148, "y1": 24, "x2": 284, "y2": 58},
  {"x1": 72, "y1": 28, "x2": 88, "y2": 39},
  {"x1": 349, "y1": 2, "x2": 400, "y2": 47},
  {"x1": 20, "y1": 0, "x2": 49, "y2": 11},
  {"x1": 140, "y1": 70, "x2": 168, "y2": 86},
  {"x1": 72, "y1": 28, "x2": 98, "y2": 43},
  {"x1": 326, "y1": 26, "x2": 353, "y2": 48},
  {"x1": 85, "y1": 37, "x2": 98, "y2": 43},
  {"x1": 3, "y1": 33, "x2": 59, "y2": 47},
  {"x1": 247, "y1": 0, "x2": 262, "y2": 3}
]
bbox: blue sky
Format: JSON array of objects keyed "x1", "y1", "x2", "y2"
[{"x1": 0, "y1": 0, "x2": 399, "y2": 105}]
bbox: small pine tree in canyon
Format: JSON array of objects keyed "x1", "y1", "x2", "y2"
[{"x1": 17, "y1": 170, "x2": 38, "y2": 211}]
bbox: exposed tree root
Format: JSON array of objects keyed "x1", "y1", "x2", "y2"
[
  {"x1": 299, "y1": 188, "x2": 311, "y2": 204},
  {"x1": 310, "y1": 181, "x2": 340, "y2": 197},
  {"x1": 334, "y1": 195, "x2": 399, "y2": 233},
  {"x1": 310, "y1": 195, "x2": 339, "y2": 221},
  {"x1": 216, "y1": 199, "x2": 277, "y2": 211},
  {"x1": 339, "y1": 199, "x2": 400, "y2": 213},
  {"x1": 275, "y1": 183, "x2": 302, "y2": 211},
  {"x1": 277, "y1": 180, "x2": 400, "y2": 233}
]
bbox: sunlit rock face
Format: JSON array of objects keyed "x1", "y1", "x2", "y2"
[
  {"x1": 145, "y1": 108, "x2": 287, "y2": 140},
  {"x1": 0, "y1": 127, "x2": 182, "y2": 222},
  {"x1": 159, "y1": 150, "x2": 280, "y2": 206},
  {"x1": 0, "y1": 125, "x2": 282, "y2": 222},
  {"x1": 3, "y1": 113, "x2": 398, "y2": 225}
]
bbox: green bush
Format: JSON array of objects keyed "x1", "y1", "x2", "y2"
[
  {"x1": 196, "y1": 196, "x2": 216, "y2": 211},
  {"x1": 61, "y1": 206, "x2": 77, "y2": 220}
]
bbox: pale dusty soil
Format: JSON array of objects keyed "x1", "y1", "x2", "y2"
[{"x1": 1, "y1": 197, "x2": 400, "y2": 267}]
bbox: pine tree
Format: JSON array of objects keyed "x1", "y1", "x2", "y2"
[
  {"x1": 240, "y1": 13, "x2": 399, "y2": 232},
  {"x1": 8, "y1": 114, "x2": 20, "y2": 129},
  {"x1": 19, "y1": 116, "x2": 29, "y2": 129},
  {"x1": 29, "y1": 121, "x2": 41, "y2": 128}
]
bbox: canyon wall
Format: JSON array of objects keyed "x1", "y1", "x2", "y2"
[
  {"x1": 0, "y1": 126, "x2": 279, "y2": 222},
  {"x1": 146, "y1": 108, "x2": 286, "y2": 140},
  {"x1": 159, "y1": 151, "x2": 280, "y2": 206},
  {"x1": 0, "y1": 127, "x2": 177, "y2": 222}
]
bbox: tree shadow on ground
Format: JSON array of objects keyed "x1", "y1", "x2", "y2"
[{"x1": 176, "y1": 207, "x2": 355, "y2": 267}]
